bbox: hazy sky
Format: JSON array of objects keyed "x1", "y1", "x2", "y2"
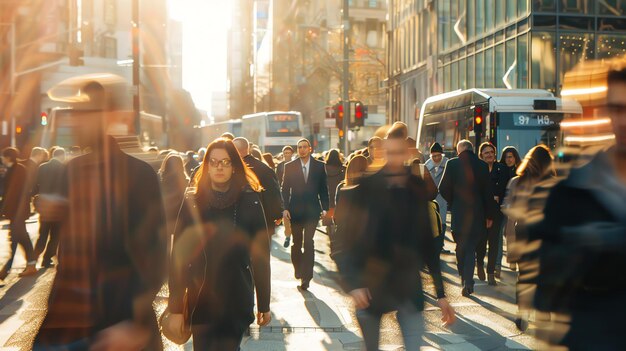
[{"x1": 168, "y1": 0, "x2": 231, "y2": 113}]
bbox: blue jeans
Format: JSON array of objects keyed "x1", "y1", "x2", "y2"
[{"x1": 356, "y1": 301, "x2": 425, "y2": 351}]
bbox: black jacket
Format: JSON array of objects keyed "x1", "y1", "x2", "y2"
[
  {"x1": 335, "y1": 168, "x2": 446, "y2": 313},
  {"x1": 489, "y1": 161, "x2": 512, "y2": 206},
  {"x1": 0, "y1": 162, "x2": 29, "y2": 220},
  {"x1": 36, "y1": 140, "x2": 167, "y2": 349},
  {"x1": 169, "y1": 187, "x2": 271, "y2": 331},
  {"x1": 439, "y1": 150, "x2": 498, "y2": 238},
  {"x1": 34, "y1": 158, "x2": 66, "y2": 196},
  {"x1": 325, "y1": 164, "x2": 345, "y2": 209},
  {"x1": 281, "y1": 157, "x2": 330, "y2": 222},
  {"x1": 244, "y1": 154, "x2": 284, "y2": 225}
]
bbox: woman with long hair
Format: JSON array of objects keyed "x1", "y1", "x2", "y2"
[
  {"x1": 167, "y1": 138, "x2": 271, "y2": 350},
  {"x1": 499, "y1": 146, "x2": 522, "y2": 176}
]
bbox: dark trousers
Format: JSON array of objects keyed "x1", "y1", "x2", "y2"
[
  {"x1": 476, "y1": 214, "x2": 503, "y2": 274},
  {"x1": 452, "y1": 230, "x2": 480, "y2": 289},
  {"x1": 1, "y1": 217, "x2": 34, "y2": 274},
  {"x1": 35, "y1": 221, "x2": 61, "y2": 265},
  {"x1": 291, "y1": 220, "x2": 317, "y2": 282},
  {"x1": 192, "y1": 325, "x2": 244, "y2": 351}
]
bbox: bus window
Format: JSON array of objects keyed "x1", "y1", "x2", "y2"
[
  {"x1": 496, "y1": 112, "x2": 564, "y2": 156},
  {"x1": 267, "y1": 114, "x2": 300, "y2": 136}
]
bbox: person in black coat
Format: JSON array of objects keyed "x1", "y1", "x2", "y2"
[
  {"x1": 32, "y1": 148, "x2": 67, "y2": 267},
  {"x1": 169, "y1": 138, "x2": 271, "y2": 350},
  {"x1": 335, "y1": 134, "x2": 455, "y2": 350},
  {"x1": 476, "y1": 142, "x2": 512, "y2": 285},
  {"x1": 233, "y1": 137, "x2": 284, "y2": 235},
  {"x1": 0, "y1": 147, "x2": 37, "y2": 280},
  {"x1": 281, "y1": 138, "x2": 329, "y2": 290},
  {"x1": 276, "y1": 145, "x2": 294, "y2": 185},
  {"x1": 439, "y1": 140, "x2": 498, "y2": 296}
]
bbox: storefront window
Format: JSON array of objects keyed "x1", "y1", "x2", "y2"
[
  {"x1": 531, "y1": 32, "x2": 556, "y2": 92},
  {"x1": 476, "y1": 51, "x2": 484, "y2": 87},
  {"x1": 597, "y1": 34, "x2": 626, "y2": 59},
  {"x1": 517, "y1": 34, "x2": 529, "y2": 88},
  {"x1": 559, "y1": 33, "x2": 594, "y2": 85},
  {"x1": 598, "y1": 0, "x2": 626, "y2": 15},
  {"x1": 495, "y1": 44, "x2": 505, "y2": 88},
  {"x1": 533, "y1": 0, "x2": 556, "y2": 12},
  {"x1": 485, "y1": 47, "x2": 494, "y2": 87}
]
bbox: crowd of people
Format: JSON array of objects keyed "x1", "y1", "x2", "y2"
[{"x1": 1, "y1": 71, "x2": 626, "y2": 350}]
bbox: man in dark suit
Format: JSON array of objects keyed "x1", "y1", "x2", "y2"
[
  {"x1": 32, "y1": 148, "x2": 67, "y2": 267},
  {"x1": 0, "y1": 147, "x2": 37, "y2": 280},
  {"x1": 233, "y1": 137, "x2": 284, "y2": 234},
  {"x1": 439, "y1": 139, "x2": 497, "y2": 296},
  {"x1": 281, "y1": 138, "x2": 329, "y2": 290}
]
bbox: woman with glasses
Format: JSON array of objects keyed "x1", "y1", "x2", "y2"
[{"x1": 168, "y1": 138, "x2": 271, "y2": 350}]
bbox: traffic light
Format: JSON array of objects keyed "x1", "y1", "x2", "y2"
[
  {"x1": 334, "y1": 102, "x2": 344, "y2": 129},
  {"x1": 40, "y1": 112, "x2": 48, "y2": 126},
  {"x1": 474, "y1": 106, "x2": 484, "y2": 135},
  {"x1": 16, "y1": 125, "x2": 22, "y2": 134},
  {"x1": 354, "y1": 101, "x2": 367, "y2": 127}
]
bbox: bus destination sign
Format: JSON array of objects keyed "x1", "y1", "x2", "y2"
[
  {"x1": 271, "y1": 114, "x2": 297, "y2": 122},
  {"x1": 512, "y1": 113, "x2": 556, "y2": 127}
]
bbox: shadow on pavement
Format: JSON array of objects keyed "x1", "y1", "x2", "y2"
[{"x1": 0, "y1": 270, "x2": 47, "y2": 324}]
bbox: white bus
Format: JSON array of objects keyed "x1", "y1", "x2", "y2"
[
  {"x1": 241, "y1": 111, "x2": 303, "y2": 154},
  {"x1": 416, "y1": 89, "x2": 582, "y2": 159},
  {"x1": 197, "y1": 119, "x2": 242, "y2": 147}
]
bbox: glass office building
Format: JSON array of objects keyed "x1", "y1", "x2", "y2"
[
  {"x1": 387, "y1": 1, "x2": 626, "y2": 132},
  {"x1": 437, "y1": 1, "x2": 626, "y2": 95}
]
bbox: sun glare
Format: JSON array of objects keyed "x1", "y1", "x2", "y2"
[{"x1": 169, "y1": 0, "x2": 231, "y2": 112}]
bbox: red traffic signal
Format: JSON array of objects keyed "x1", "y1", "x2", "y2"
[
  {"x1": 354, "y1": 101, "x2": 367, "y2": 127},
  {"x1": 334, "y1": 102, "x2": 344, "y2": 129},
  {"x1": 474, "y1": 106, "x2": 484, "y2": 135}
]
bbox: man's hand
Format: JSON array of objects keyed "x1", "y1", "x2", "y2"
[
  {"x1": 349, "y1": 288, "x2": 372, "y2": 310},
  {"x1": 90, "y1": 321, "x2": 150, "y2": 351},
  {"x1": 494, "y1": 196, "x2": 500, "y2": 203},
  {"x1": 283, "y1": 210, "x2": 291, "y2": 220},
  {"x1": 486, "y1": 219, "x2": 493, "y2": 229},
  {"x1": 257, "y1": 311, "x2": 271, "y2": 326},
  {"x1": 437, "y1": 298, "x2": 456, "y2": 327}
]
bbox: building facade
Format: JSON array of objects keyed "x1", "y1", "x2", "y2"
[
  {"x1": 229, "y1": 0, "x2": 255, "y2": 120},
  {"x1": 388, "y1": 0, "x2": 626, "y2": 135}
]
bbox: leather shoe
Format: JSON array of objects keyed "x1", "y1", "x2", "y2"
[
  {"x1": 18, "y1": 265, "x2": 37, "y2": 277},
  {"x1": 298, "y1": 280, "x2": 310, "y2": 291},
  {"x1": 488, "y1": 274, "x2": 497, "y2": 286},
  {"x1": 494, "y1": 267, "x2": 502, "y2": 279},
  {"x1": 283, "y1": 236, "x2": 291, "y2": 248},
  {"x1": 461, "y1": 286, "x2": 474, "y2": 297},
  {"x1": 477, "y1": 265, "x2": 486, "y2": 281},
  {"x1": 0, "y1": 269, "x2": 7, "y2": 281}
]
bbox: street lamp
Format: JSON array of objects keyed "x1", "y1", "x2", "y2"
[{"x1": 0, "y1": 21, "x2": 16, "y2": 147}]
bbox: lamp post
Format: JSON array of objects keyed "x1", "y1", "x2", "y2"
[{"x1": 1, "y1": 21, "x2": 16, "y2": 147}]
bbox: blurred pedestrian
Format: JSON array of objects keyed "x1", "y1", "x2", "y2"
[
  {"x1": 32, "y1": 148, "x2": 66, "y2": 268},
  {"x1": 281, "y1": 138, "x2": 329, "y2": 290},
  {"x1": 23, "y1": 147, "x2": 49, "y2": 213},
  {"x1": 158, "y1": 153, "x2": 189, "y2": 239},
  {"x1": 366, "y1": 136, "x2": 384, "y2": 166},
  {"x1": 439, "y1": 140, "x2": 497, "y2": 296},
  {"x1": 335, "y1": 132, "x2": 455, "y2": 350},
  {"x1": 476, "y1": 142, "x2": 511, "y2": 285},
  {"x1": 184, "y1": 150, "x2": 199, "y2": 176},
  {"x1": 198, "y1": 147, "x2": 207, "y2": 163},
  {"x1": 425, "y1": 142, "x2": 449, "y2": 253},
  {"x1": 34, "y1": 81, "x2": 167, "y2": 350},
  {"x1": 262, "y1": 153, "x2": 276, "y2": 170},
  {"x1": 0, "y1": 147, "x2": 37, "y2": 280},
  {"x1": 276, "y1": 145, "x2": 294, "y2": 185},
  {"x1": 250, "y1": 147, "x2": 263, "y2": 162},
  {"x1": 524, "y1": 70, "x2": 626, "y2": 349},
  {"x1": 324, "y1": 149, "x2": 345, "y2": 239},
  {"x1": 233, "y1": 137, "x2": 283, "y2": 237},
  {"x1": 168, "y1": 138, "x2": 271, "y2": 350},
  {"x1": 220, "y1": 132, "x2": 235, "y2": 140}
]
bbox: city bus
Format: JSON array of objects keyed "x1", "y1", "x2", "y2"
[
  {"x1": 416, "y1": 89, "x2": 582, "y2": 159},
  {"x1": 241, "y1": 111, "x2": 303, "y2": 154},
  {"x1": 197, "y1": 119, "x2": 242, "y2": 147}
]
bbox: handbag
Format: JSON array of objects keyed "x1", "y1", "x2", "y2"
[{"x1": 159, "y1": 288, "x2": 191, "y2": 344}]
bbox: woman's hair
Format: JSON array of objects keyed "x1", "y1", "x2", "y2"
[
  {"x1": 325, "y1": 149, "x2": 343, "y2": 167},
  {"x1": 499, "y1": 146, "x2": 522, "y2": 166},
  {"x1": 159, "y1": 153, "x2": 188, "y2": 180},
  {"x1": 345, "y1": 155, "x2": 368, "y2": 186},
  {"x1": 193, "y1": 138, "x2": 262, "y2": 200},
  {"x1": 517, "y1": 144, "x2": 555, "y2": 180},
  {"x1": 478, "y1": 142, "x2": 496, "y2": 160},
  {"x1": 262, "y1": 153, "x2": 275, "y2": 169}
]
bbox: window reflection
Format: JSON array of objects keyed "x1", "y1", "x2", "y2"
[
  {"x1": 517, "y1": 34, "x2": 529, "y2": 88},
  {"x1": 560, "y1": 0, "x2": 593, "y2": 14},
  {"x1": 598, "y1": 0, "x2": 626, "y2": 15},
  {"x1": 486, "y1": 47, "x2": 494, "y2": 87},
  {"x1": 596, "y1": 34, "x2": 626, "y2": 59},
  {"x1": 533, "y1": 0, "x2": 557, "y2": 12},
  {"x1": 559, "y1": 33, "x2": 594, "y2": 84},
  {"x1": 531, "y1": 32, "x2": 556, "y2": 92}
]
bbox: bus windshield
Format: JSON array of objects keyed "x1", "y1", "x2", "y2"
[
  {"x1": 267, "y1": 114, "x2": 300, "y2": 136},
  {"x1": 497, "y1": 112, "x2": 564, "y2": 155}
]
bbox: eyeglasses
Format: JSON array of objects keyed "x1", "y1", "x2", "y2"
[{"x1": 208, "y1": 158, "x2": 232, "y2": 168}]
